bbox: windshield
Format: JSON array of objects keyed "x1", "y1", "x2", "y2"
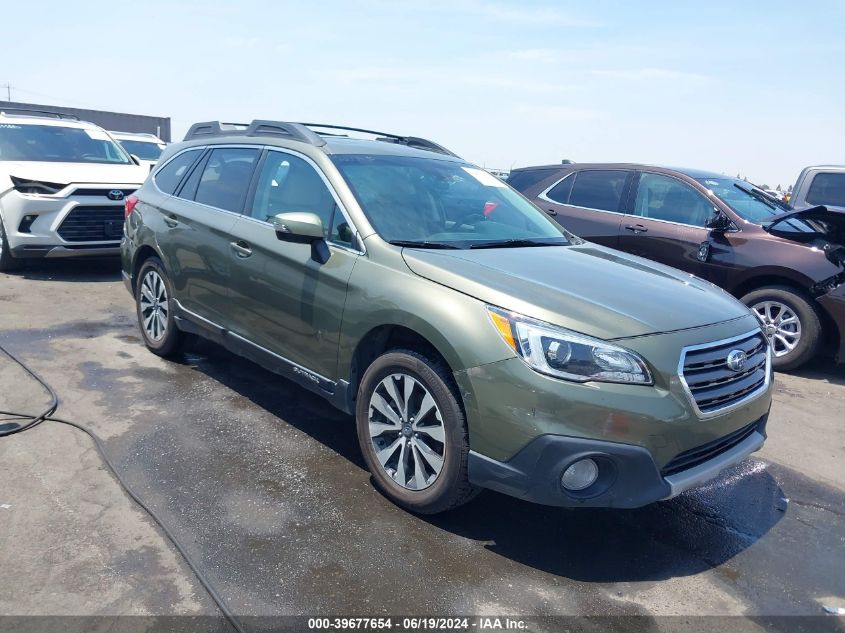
[
  {"x1": 695, "y1": 176, "x2": 788, "y2": 222},
  {"x1": 0, "y1": 124, "x2": 130, "y2": 164},
  {"x1": 332, "y1": 154, "x2": 570, "y2": 248},
  {"x1": 117, "y1": 139, "x2": 164, "y2": 161}
]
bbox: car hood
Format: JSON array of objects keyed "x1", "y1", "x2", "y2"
[
  {"x1": 2, "y1": 161, "x2": 147, "y2": 186},
  {"x1": 402, "y1": 244, "x2": 751, "y2": 340}
]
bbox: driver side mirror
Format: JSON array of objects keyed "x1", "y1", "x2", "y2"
[
  {"x1": 271, "y1": 212, "x2": 330, "y2": 264},
  {"x1": 704, "y1": 209, "x2": 733, "y2": 233},
  {"x1": 129, "y1": 153, "x2": 142, "y2": 166},
  {"x1": 272, "y1": 212, "x2": 325, "y2": 241}
]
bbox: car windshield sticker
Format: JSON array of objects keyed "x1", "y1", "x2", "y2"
[
  {"x1": 84, "y1": 129, "x2": 112, "y2": 141},
  {"x1": 462, "y1": 167, "x2": 507, "y2": 188}
]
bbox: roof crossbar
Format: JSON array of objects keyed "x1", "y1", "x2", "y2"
[
  {"x1": 183, "y1": 120, "x2": 327, "y2": 146},
  {"x1": 182, "y1": 119, "x2": 457, "y2": 157}
]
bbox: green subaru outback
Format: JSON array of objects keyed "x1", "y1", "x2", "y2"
[{"x1": 121, "y1": 120, "x2": 773, "y2": 514}]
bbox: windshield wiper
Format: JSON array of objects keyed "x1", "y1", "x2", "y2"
[
  {"x1": 734, "y1": 183, "x2": 789, "y2": 211},
  {"x1": 389, "y1": 240, "x2": 463, "y2": 249},
  {"x1": 468, "y1": 238, "x2": 564, "y2": 249}
]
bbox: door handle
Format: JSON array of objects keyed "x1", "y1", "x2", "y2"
[
  {"x1": 624, "y1": 224, "x2": 648, "y2": 233},
  {"x1": 546, "y1": 207, "x2": 558, "y2": 216},
  {"x1": 163, "y1": 215, "x2": 179, "y2": 228},
  {"x1": 230, "y1": 241, "x2": 252, "y2": 258}
]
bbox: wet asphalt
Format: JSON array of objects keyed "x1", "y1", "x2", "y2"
[{"x1": 1, "y1": 259, "x2": 844, "y2": 625}]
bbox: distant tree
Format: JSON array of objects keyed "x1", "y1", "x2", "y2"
[
  {"x1": 761, "y1": 183, "x2": 769, "y2": 190},
  {"x1": 737, "y1": 173, "x2": 741, "y2": 179},
  {"x1": 788, "y1": 184, "x2": 793, "y2": 192},
  {"x1": 776, "y1": 184, "x2": 782, "y2": 191}
]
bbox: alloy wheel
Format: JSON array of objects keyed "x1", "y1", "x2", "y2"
[
  {"x1": 752, "y1": 300, "x2": 801, "y2": 357},
  {"x1": 139, "y1": 270, "x2": 169, "y2": 342},
  {"x1": 368, "y1": 372, "x2": 445, "y2": 491}
]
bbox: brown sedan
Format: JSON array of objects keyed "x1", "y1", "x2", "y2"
[{"x1": 509, "y1": 163, "x2": 845, "y2": 370}]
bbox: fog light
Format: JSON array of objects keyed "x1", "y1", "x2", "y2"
[{"x1": 561, "y1": 458, "x2": 599, "y2": 491}]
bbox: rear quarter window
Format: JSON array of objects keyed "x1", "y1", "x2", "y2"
[
  {"x1": 568, "y1": 170, "x2": 628, "y2": 212},
  {"x1": 154, "y1": 149, "x2": 203, "y2": 195},
  {"x1": 507, "y1": 169, "x2": 557, "y2": 193}
]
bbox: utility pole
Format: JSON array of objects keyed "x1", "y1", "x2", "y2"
[{"x1": 3, "y1": 83, "x2": 11, "y2": 101}]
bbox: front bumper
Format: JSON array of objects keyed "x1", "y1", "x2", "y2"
[
  {"x1": 10, "y1": 244, "x2": 120, "y2": 258},
  {"x1": 468, "y1": 415, "x2": 767, "y2": 508}
]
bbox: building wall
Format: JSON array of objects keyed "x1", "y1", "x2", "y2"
[{"x1": 0, "y1": 100, "x2": 171, "y2": 142}]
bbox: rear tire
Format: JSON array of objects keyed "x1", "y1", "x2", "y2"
[
  {"x1": 135, "y1": 256, "x2": 184, "y2": 358},
  {"x1": 742, "y1": 285, "x2": 821, "y2": 371},
  {"x1": 0, "y1": 216, "x2": 21, "y2": 273},
  {"x1": 356, "y1": 349, "x2": 478, "y2": 514}
]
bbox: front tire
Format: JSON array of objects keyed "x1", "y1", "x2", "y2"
[
  {"x1": 0, "y1": 216, "x2": 21, "y2": 273},
  {"x1": 135, "y1": 256, "x2": 184, "y2": 357},
  {"x1": 356, "y1": 350, "x2": 478, "y2": 514},
  {"x1": 742, "y1": 285, "x2": 821, "y2": 371}
]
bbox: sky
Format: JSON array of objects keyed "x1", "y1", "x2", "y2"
[{"x1": 2, "y1": 0, "x2": 843, "y2": 187}]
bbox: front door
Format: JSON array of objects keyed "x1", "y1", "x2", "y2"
[
  {"x1": 617, "y1": 172, "x2": 715, "y2": 276},
  {"x1": 226, "y1": 149, "x2": 360, "y2": 380}
]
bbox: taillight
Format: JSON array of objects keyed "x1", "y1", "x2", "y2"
[{"x1": 124, "y1": 194, "x2": 139, "y2": 218}]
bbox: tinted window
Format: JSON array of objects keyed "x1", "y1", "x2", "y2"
[
  {"x1": 545, "y1": 173, "x2": 575, "y2": 204},
  {"x1": 568, "y1": 170, "x2": 627, "y2": 212},
  {"x1": 153, "y1": 149, "x2": 203, "y2": 195},
  {"x1": 507, "y1": 169, "x2": 555, "y2": 192},
  {"x1": 633, "y1": 173, "x2": 712, "y2": 226},
  {"x1": 249, "y1": 151, "x2": 336, "y2": 238},
  {"x1": 194, "y1": 148, "x2": 259, "y2": 213},
  {"x1": 807, "y1": 172, "x2": 845, "y2": 207},
  {"x1": 0, "y1": 124, "x2": 130, "y2": 164}
]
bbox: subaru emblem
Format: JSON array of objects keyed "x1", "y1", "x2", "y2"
[
  {"x1": 107, "y1": 189, "x2": 125, "y2": 201},
  {"x1": 726, "y1": 349, "x2": 747, "y2": 372}
]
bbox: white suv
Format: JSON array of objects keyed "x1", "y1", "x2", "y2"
[
  {"x1": 110, "y1": 131, "x2": 167, "y2": 171},
  {"x1": 0, "y1": 110, "x2": 147, "y2": 271}
]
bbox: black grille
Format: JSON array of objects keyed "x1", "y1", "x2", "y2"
[
  {"x1": 71, "y1": 188, "x2": 136, "y2": 198},
  {"x1": 662, "y1": 420, "x2": 761, "y2": 477},
  {"x1": 57, "y1": 206, "x2": 124, "y2": 242},
  {"x1": 681, "y1": 331, "x2": 768, "y2": 414}
]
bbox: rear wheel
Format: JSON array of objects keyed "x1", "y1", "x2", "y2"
[
  {"x1": 742, "y1": 286, "x2": 821, "y2": 371},
  {"x1": 0, "y1": 216, "x2": 21, "y2": 272},
  {"x1": 356, "y1": 350, "x2": 478, "y2": 514},
  {"x1": 135, "y1": 256, "x2": 184, "y2": 357}
]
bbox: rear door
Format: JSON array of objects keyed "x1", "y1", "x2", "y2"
[
  {"x1": 157, "y1": 145, "x2": 260, "y2": 328},
  {"x1": 225, "y1": 148, "x2": 360, "y2": 380},
  {"x1": 617, "y1": 171, "x2": 713, "y2": 275},
  {"x1": 537, "y1": 169, "x2": 632, "y2": 247}
]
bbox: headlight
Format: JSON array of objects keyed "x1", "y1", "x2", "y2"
[{"x1": 487, "y1": 306, "x2": 653, "y2": 385}]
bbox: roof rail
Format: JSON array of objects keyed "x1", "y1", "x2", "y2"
[
  {"x1": 300, "y1": 123, "x2": 458, "y2": 157},
  {"x1": 183, "y1": 120, "x2": 326, "y2": 146},
  {"x1": 0, "y1": 107, "x2": 79, "y2": 121}
]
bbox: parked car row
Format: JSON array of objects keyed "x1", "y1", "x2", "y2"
[
  {"x1": 0, "y1": 108, "x2": 841, "y2": 514},
  {"x1": 508, "y1": 163, "x2": 845, "y2": 371}
]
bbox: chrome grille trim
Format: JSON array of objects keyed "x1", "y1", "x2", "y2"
[{"x1": 678, "y1": 329, "x2": 771, "y2": 418}]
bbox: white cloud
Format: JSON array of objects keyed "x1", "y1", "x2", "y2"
[{"x1": 591, "y1": 67, "x2": 710, "y2": 82}]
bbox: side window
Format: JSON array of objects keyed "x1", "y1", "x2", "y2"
[
  {"x1": 806, "y1": 172, "x2": 845, "y2": 207},
  {"x1": 633, "y1": 173, "x2": 712, "y2": 226},
  {"x1": 506, "y1": 169, "x2": 554, "y2": 192},
  {"x1": 153, "y1": 149, "x2": 203, "y2": 195},
  {"x1": 544, "y1": 173, "x2": 575, "y2": 204},
  {"x1": 568, "y1": 170, "x2": 628, "y2": 212},
  {"x1": 249, "y1": 151, "x2": 337, "y2": 239},
  {"x1": 193, "y1": 148, "x2": 260, "y2": 213}
]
